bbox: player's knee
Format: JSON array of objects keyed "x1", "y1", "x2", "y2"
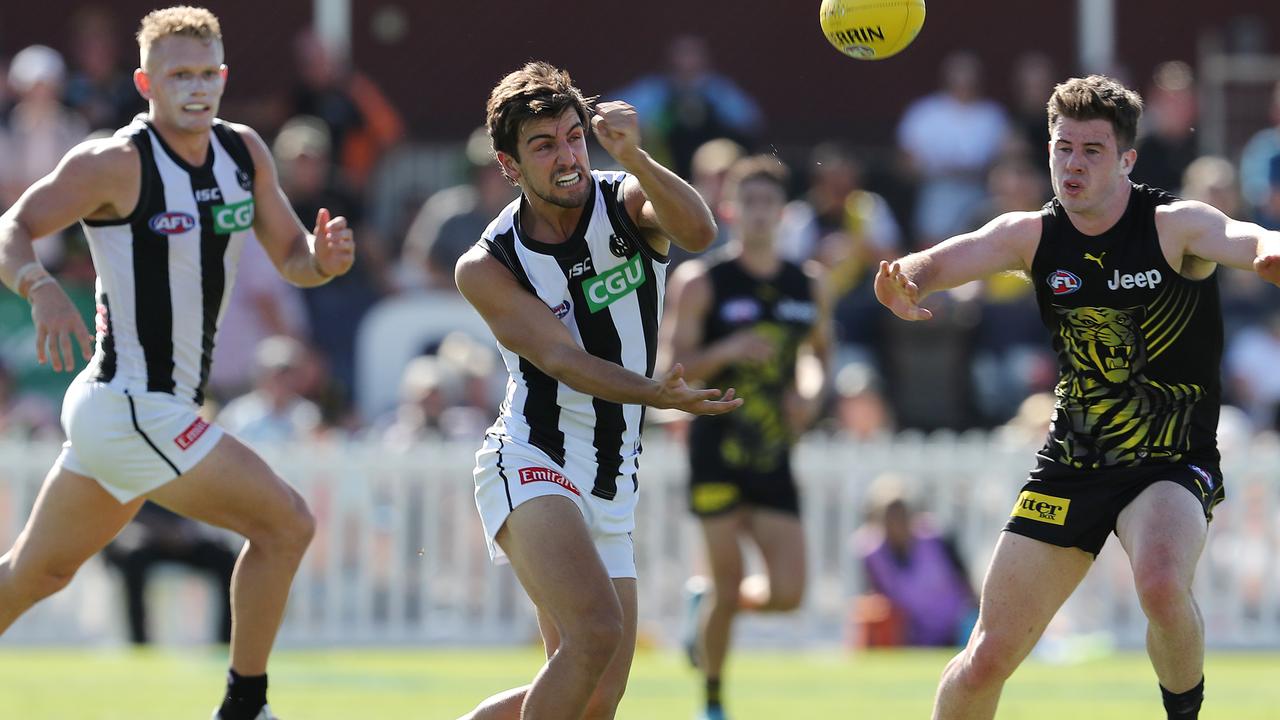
[
  {"x1": 960, "y1": 637, "x2": 1022, "y2": 688},
  {"x1": 1133, "y1": 566, "x2": 1191, "y2": 627},
  {"x1": 710, "y1": 581, "x2": 742, "y2": 613},
  {"x1": 249, "y1": 485, "x2": 315, "y2": 559},
  {"x1": 13, "y1": 561, "x2": 77, "y2": 602},
  {"x1": 564, "y1": 603, "x2": 624, "y2": 666},
  {"x1": 767, "y1": 579, "x2": 805, "y2": 611}
]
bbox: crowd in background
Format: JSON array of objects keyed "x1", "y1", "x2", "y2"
[{"x1": 2, "y1": 12, "x2": 1280, "y2": 453}]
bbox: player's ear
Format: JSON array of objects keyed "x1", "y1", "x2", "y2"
[
  {"x1": 1120, "y1": 147, "x2": 1137, "y2": 176},
  {"x1": 496, "y1": 151, "x2": 521, "y2": 184},
  {"x1": 133, "y1": 68, "x2": 151, "y2": 99},
  {"x1": 220, "y1": 64, "x2": 229, "y2": 82}
]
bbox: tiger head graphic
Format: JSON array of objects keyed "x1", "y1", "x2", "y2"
[{"x1": 1053, "y1": 306, "x2": 1147, "y2": 385}]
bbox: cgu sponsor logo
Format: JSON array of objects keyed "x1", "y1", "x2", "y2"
[
  {"x1": 1010, "y1": 490, "x2": 1071, "y2": 526},
  {"x1": 1107, "y1": 268, "x2": 1162, "y2": 291},
  {"x1": 211, "y1": 198, "x2": 255, "y2": 234},
  {"x1": 583, "y1": 254, "x2": 645, "y2": 313},
  {"x1": 148, "y1": 211, "x2": 197, "y2": 235},
  {"x1": 173, "y1": 417, "x2": 210, "y2": 450},
  {"x1": 1047, "y1": 269, "x2": 1082, "y2": 295},
  {"x1": 518, "y1": 466, "x2": 580, "y2": 496}
]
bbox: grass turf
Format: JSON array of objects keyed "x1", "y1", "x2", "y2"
[{"x1": 0, "y1": 647, "x2": 1275, "y2": 718}]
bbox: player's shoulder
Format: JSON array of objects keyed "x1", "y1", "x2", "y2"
[
  {"x1": 59, "y1": 135, "x2": 139, "y2": 179},
  {"x1": 214, "y1": 120, "x2": 270, "y2": 163},
  {"x1": 1154, "y1": 198, "x2": 1225, "y2": 236}
]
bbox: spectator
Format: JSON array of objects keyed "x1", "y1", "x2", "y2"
[
  {"x1": 290, "y1": 29, "x2": 404, "y2": 191},
  {"x1": 0, "y1": 45, "x2": 89, "y2": 266},
  {"x1": 274, "y1": 116, "x2": 386, "y2": 417},
  {"x1": 1007, "y1": 53, "x2": 1056, "y2": 162},
  {"x1": 661, "y1": 137, "x2": 745, "y2": 267},
  {"x1": 1225, "y1": 310, "x2": 1280, "y2": 432},
  {"x1": 831, "y1": 361, "x2": 893, "y2": 439},
  {"x1": 101, "y1": 503, "x2": 237, "y2": 645},
  {"x1": 849, "y1": 477, "x2": 977, "y2": 647},
  {"x1": 63, "y1": 7, "x2": 145, "y2": 131},
  {"x1": 399, "y1": 127, "x2": 517, "y2": 291},
  {"x1": 218, "y1": 336, "x2": 323, "y2": 445},
  {"x1": 1129, "y1": 61, "x2": 1198, "y2": 193},
  {"x1": 897, "y1": 52, "x2": 1008, "y2": 247},
  {"x1": 612, "y1": 34, "x2": 763, "y2": 179},
  {"x1": 1239, "y1": 79, "x2": 1280, "y2": 213},
  {"x1": 0, "y1": 359, "x2": 59, "y2": 440}
]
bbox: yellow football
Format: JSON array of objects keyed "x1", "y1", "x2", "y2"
[{"x1": 819, "y1": 0, "x2": 926, "y2": 60}]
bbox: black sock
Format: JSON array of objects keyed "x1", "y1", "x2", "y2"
[
  {"x1": 705, "y1": 677, "x2": 722, "y2": 709},
  {"x1": 1160, "y1": 676, "x2": 1204, "y2": 719},
  {"x1": 218, "y1": 668, "x2": 268, "y2": 720}
]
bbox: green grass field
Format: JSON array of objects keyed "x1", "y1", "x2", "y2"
[{"x1": 0, "y1": 647, "x2": 1275, "y2": 718}]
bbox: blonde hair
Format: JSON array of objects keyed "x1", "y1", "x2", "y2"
[{"x1": 137, "y1": 6, "x2": 222, "y2": 63}]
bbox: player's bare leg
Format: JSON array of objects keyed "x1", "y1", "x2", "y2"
[
  {"x1": 932, "y1": 532, "x2": 1092, "y2": 720},
  {"x1": 740, "y1": 508, "x2": 806, "y2": 612},
  {"x1": 148, "y1": 434, "x2": 314, "y2": 676},
  {"x1": 463, "y1": 495, "x2": 626, "y2": 720},
  {"x1": 0, "y1": 466, "x2": 143, "y2": 633},
  {"x1": 1115, "y1": 481, "x2": 1208, "y2": 706},
  {"x1": 696, "y1": 510, "x2": 747, "y2": 682}
]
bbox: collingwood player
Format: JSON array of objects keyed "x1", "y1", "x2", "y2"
[
  {"x1": 0, "y1": 8, "x2": 353, "y2": 720},
  {"x1": 456, "y1": 62, "x2": 741, "y2": 720},
  {"x1": 876, "y1": 75, "x2": 1280, "y2": 720}
]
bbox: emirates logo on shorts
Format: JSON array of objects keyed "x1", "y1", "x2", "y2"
[
  {"x1": 174, "y1": 417, "x2": 210, "y2": 450},
  {"x1": 518, "y1": 466, "x2": 580, "y2": 496}
]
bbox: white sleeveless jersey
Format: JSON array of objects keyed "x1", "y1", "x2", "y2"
[
  {"x1": 479, "y1": 170, "x2": 669, "y2": 501},
  {"x1": 81, "y1": 116, "x2": 257, "y2": 406}
]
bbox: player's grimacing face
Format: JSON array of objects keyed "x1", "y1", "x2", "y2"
[
  {"x1": 1049, "y1": 117, "x2": 1135, "y2": 213},
  {"x1": 139, "y1": 35, "x2": 226, "y2": 132},
  {"x1": 508, "y1": 108, "x2": 591, "y2": 209}
]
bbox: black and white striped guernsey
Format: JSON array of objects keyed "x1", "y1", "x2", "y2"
[
  {"x1": 81, "y1": 115, "x2": 256, "y2": 406},
  {"x1": 479, "y1": 170, "x2": 669, "y2": 501}
]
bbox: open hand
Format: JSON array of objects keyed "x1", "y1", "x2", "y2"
[
  {"x1": 30, "y1": 283, "x2": 93, "y2": 372},
  {"x1": 654, "y1": 363, "x2": 742, "y2": 416},
  {"x1": 874, "y1": 260, "x2": 932, "y2": 321},
  {"x1": 313, "y1": 207, "x2": 355, "y2": 277}
]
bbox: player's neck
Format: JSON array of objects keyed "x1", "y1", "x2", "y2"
[
  {"x1": 1064, "y1": 182, "x2": 1132, "y2": 237},
  {"x1": 732, "y1": 238, "x2": 780, "y2": 277},
  {"x1": 148, "y1": 114, "x2": 212, "y2": 168},
  {"x1": 520, "y1": 194, "x2": 584, "y2": 244}
]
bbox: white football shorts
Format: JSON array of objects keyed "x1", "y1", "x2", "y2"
[
  {"x1": 473, "y1": 434, "x2": 638, "y2": 579},
  {"x1": 57, "y1": 380, "x2": 224, "y2": 503}
]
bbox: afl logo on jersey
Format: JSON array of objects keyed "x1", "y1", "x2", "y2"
[
  {"x1": 548, "y1": 299, "x2": 571, "y2": 319},
  {"x1": 1047, "y1": 269, "x2": 1082, "y2": 296},
  {"x1": 148, "y1": 212, "x2": 197, "y2": 235}
]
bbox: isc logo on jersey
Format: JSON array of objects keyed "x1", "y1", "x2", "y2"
[
  {"x1": 584, "y1": 254, "x2": 645, "y2": 313},
  {"x1": 1047, "y1": 269, "x2": 1082, "y2": 295},
  {"x1": 211, "y1": 198, "x2": 255, "y2": 234}
]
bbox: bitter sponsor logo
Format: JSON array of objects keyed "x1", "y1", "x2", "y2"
[{"x1": 1010, "y1": 490, "x2": 1070, "y2": 525}]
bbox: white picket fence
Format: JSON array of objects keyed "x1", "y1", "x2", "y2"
[{"x1": 1, "y1": 433, "x2": 1278, "y2": 649}]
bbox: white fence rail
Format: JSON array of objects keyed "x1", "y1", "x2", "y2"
[{"x1": 2, "y1": 434, "x2": 1278, "y2": 649}]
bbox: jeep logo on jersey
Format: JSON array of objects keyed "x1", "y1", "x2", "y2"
[
  {"x1": 211, "y1": 198, "x2": 255, "y2": 234},
  {"x1": 1047, "y1": 269, "x2": 1082, "y2": 295},
  {"x1": 584, "y1": 254, "x2": 645, "y2": 313},
  {"x1": 1107, "y1": 268, "x2": 1163, "y2": 291},
  {"x1": 148, "y1": 211, "x2": 196, "y2": 235}
]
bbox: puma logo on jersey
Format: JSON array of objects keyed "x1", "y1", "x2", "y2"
[
  {"x1": 1107, "y1": 268, "x2": 1162, "y2": 290},
  {"x1": 1083, "y1": 251, "x2": 1106, "y2": 269}
]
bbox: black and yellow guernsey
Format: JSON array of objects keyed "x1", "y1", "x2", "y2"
[{"x1": 1031, "y1": 183, "x2": 1223, "y2": 471}]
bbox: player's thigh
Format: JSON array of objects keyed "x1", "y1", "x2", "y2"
[
  {"x1": 497, "y1": 495, "x2": 620, "y2": 631},
  {"x1": 746, "y1": 507, "x2": 806, "y2": 587},
  {"x1": 698, "y1": 509, "x2": 747, "y2": 586},
  {"x1": 1115, "y1": 479, "x2": 1207, "y2": 585},
  {"x1": 971, "y1": 531, "x2": 1092, "y2": 659},
  {"x1": 146, "y1": 433, "x2": 309, "y2": 541},
  {"x1": 8, "y1": 465, "x2": 143, "y2": 578}
]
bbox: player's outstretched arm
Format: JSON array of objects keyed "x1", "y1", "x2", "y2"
[
  {"x1": 0, "y1": 138, "x2": 134, "y2": 371},
  {"x1": 875, "y1": 211, "x2": 1042, "y2": 321},
  {"x1": 593, "y1": 100, "x2": 717, "y2": 256},
  {"x1": 232, "y1": 123, "x2": 355, "y2": 287},
  {"x1": 457, "y1": 246, "x2": 741, "y2": 416},
  {"x1": 1159, "y1": 200, "x2": 1280, "y2": 285}
]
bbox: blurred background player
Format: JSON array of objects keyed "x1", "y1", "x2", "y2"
[
  {"x1": 876, "y1": 74, "x2": 1280, "y2": 720},
  {"x1": 0, "y1": 7, "x2": 356, "y2": 720},
  {"x1": 660, "y1": 155, "x2": 831, "y2": 720},
  {"x1": 455, "y1": 61, "x2": 741, "y2": 720}
]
